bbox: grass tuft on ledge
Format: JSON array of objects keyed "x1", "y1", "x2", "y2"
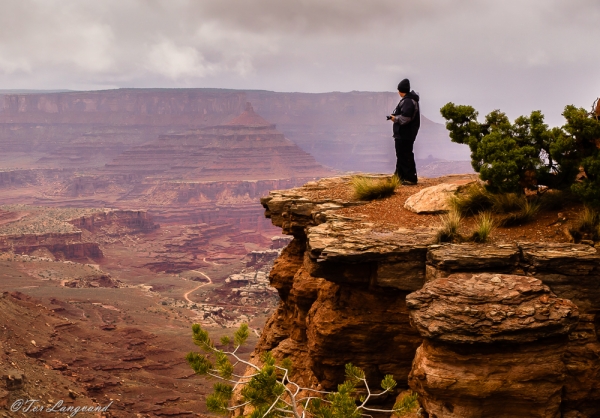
[
  {"x1": 470, "y1": 212, "x2": 495, "y2": 243},
  {"x1": 351, "y1": 175, "x2": 399, "y2": 201},
  {"x1": 569, "y1": 206, "x2": 599, "y2": 242},
  {"x1": 436, "y1": 209, "x2": 463, "y2": 243},
  {"x1": 498, "y1": 199, "x2": 540, "y2": 227},
  {"x1": 450, "y1": 183, "x2": 544, "y2": 228},
  {"x1": 449, "y1": 183, "x2": 493, "y2": 215}
]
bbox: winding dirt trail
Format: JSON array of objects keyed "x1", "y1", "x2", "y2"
[
  {"x1": 203, "y1": 257, "x2": 220, "y2": 266},
  {"x1": 183, "y1": 270, "x2": 212, "y2": 304}
]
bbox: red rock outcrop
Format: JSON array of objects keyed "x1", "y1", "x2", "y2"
[
  {"x1": 411, "y1": 339, "x2": 568, "y2": 418},
  {"x1": 257, "y1": 177, "x2": 431, "y2": 403},
  {"x1": 408, "y1": 273, "x2": 579, "y2": 344},
  {"x1": 69, "y1": 209, "x2": 158, "y2": 233},
  {"x1": 256, "y1": 177, "x2": 600, "y2": 417},
  {"x1": 406, "y1": 273, "x2": 579, "y2": 418},
  {"x1": 0, "y1": 232, "x2": 103, "y2": 261},
  {"x1": 63, "y1": 273, "x2": 119, "y2": 288},
  {"x1": 426, "y1": 243, "x2": 600, "y2": 416}
]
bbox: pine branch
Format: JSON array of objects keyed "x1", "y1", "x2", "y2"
[{"x1": 188, "y1": 324, "x2": 415, "y2": 417}]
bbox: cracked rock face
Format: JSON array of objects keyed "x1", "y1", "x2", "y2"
[
  {"x1": 410, "y1": 339, "x2": 569, "y2": 418},
  {"x1": 407, "y1": 273, "x2": 579, "y2": 344}
]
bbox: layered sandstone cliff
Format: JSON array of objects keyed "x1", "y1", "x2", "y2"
[
  {"x1": 104, "y1": 102, "x2": 333, "y2": 181},
  {"x1": 407, "y1": 273, "x2": 579, "y2": 418},
  {"x1": 256, "y1": 176, "x2": 600, "y2": 417}
]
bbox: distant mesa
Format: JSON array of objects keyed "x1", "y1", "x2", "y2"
[{"x1": 103, "y1": 102, "x2": 334, "y2": 182}]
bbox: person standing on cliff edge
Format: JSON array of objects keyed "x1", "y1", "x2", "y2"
[{"x1": 389, "y1": 79, "x2": 420, "y2": 185}]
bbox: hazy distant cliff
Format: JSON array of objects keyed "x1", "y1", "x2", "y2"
[
  {"x1": 246, "y1": 90, "x2": 469, "y2": 172},
  {"x1": 0, "y1": 89, "x2": 246, "y2": 125},
  {"x1": 0, "y1": 88, "x2": 468, "y2": 172}
]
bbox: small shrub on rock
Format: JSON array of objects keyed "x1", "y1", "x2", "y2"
[
  {"x1": 392, "y1": 391, "x2": 419, "y2": 416},
  {"x1": 351, "y1": 175, "x2": 399, "y2": 201},
  {"x1": 436, "y1": 209, "x2": 463, "y2": 243},
  {"x1": 470, "y1": 212, "x2": 495, "y2": 243},
  {"x1": 576, "y1": 207, "x2": 598, "y2": 232},
  {"x1": 449, "y1": 184, "x2": 539, "y2": 227},
  {"x1": 441, "y1": 104, "x2": 555, "y2": 194},
  {"x1": 489, "y1": 192, "x2": 524, "y2": 213},
  {"x1": 449, "y1": 183, "x2": 493, "y2": 215},
  {"x1": 538, "y1": 189, "x2": 574, "y2": 211},
  {"x1": 570, "y1": 207, "x2": 600, "y2": 242}
]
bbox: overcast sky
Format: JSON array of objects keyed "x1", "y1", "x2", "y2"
[{"x1": 0, "y1": 0, "x2": 598, "y2": 125}]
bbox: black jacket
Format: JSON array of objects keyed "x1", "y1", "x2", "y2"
[{"x1": 392, "y1": 90, "x2": 420, "y2": 139}]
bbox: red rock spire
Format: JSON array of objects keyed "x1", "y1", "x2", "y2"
[{"x1": 226, "y1": 102, "x2": 273, "y2": 127}]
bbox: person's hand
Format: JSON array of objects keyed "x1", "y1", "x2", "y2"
[{"x1": 390, "y1": 115, "x2": 396, "y2": 122}]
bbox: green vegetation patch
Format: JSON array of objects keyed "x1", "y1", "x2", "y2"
[{"x1": 441, "y1": 100, "x2": 600, "y2": 207}]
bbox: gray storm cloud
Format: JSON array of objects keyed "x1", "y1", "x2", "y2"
[{"x1": 0, "y1": 0, "x2": 598, "y2": 125}]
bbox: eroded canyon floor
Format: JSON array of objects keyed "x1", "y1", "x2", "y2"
[{"x1": 0, "y1": 203, "x2": 287, "y2": 418}]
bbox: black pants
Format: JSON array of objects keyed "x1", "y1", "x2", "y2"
[{"x1": 394, "y1": 136, "x2": 417, "y2": 183}]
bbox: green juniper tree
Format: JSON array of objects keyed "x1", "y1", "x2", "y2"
[
  {"x1": 440, "y1": 100, "x2": 600, "y2": 206},
  {"x1": 553, "y1": 105, "x2": 600, "y2": 207},
  {"x1": 440, "y1": 103, "x2": 555, "y2": 193},
  {"x1": 186, "y1": 323, "x2": 418, "y2": 418}
]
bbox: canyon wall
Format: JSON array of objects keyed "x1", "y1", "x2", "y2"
[
  {"x1": 0, "y1": 103, "x2": 332, "y2": 271},
  {"x1": 0, "y1": 231, "x2": 103, "y2": 261},
  {"x1": 256, "y1": 177, "x2": 600, "y2": 417},
  {"x1": 68, "y1": 209, "x2": 158, "y2": 233},
  {"x1": 103, "y1": 103, "x2": 333, "y2": 181},
  {"x1": 0, "y1": 89, "x2": 469, "y2": 173},
  {"x1": 0, "y1": 89, "x2": 246, "y2": 125},
  {"x1": 0, "y1": 89, "x2": 247, "y2": 169}
]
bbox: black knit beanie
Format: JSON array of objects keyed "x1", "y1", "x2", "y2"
[{"x1": 398, "y1": 79, "x2": 410, "y2": 93}]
